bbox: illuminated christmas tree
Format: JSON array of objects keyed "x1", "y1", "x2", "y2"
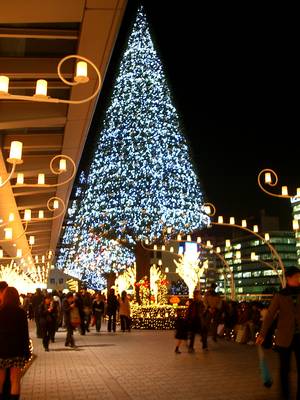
[
  {"x1": 56, "y1": 6, "x2": 208, "y2": 289},
  {"x1": 56, "y1": 173, "x2": 135, "y2": 290},
  {"x1": 82, "y1": 6, "x2": 208, "y2": 242}
]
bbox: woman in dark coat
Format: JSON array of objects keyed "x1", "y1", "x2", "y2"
[{"x1": 0, "y1": 286, "x2": 31, "y2": 400}]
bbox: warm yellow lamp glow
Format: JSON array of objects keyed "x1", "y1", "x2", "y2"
[
  {"x1": 225, "y1": 239, "x2": 231, "y2": 248},
  {"x1": 35, "y1": 79, "x2": 48, "y2": 96},
  {"x1": 17, "y1": 249, "x2": 22, "y2": 258},
  {"x1": 29, "y1": 236, "x2": 35, "y2": 245},
  {"x1": 293, "y1": 219, "x2": 299, "y2": 231},
  {"x1": 75, "y1": 61, "x2": 89, "y2": 83},
  {"x1": 187, "y1": 235, "x2": 191, "y2": 241},
  {"x1": 229, "y1": 217, "x2": 235, "y2": 225},
  {"x1": 8, "y1": 213, "x2": 14, "y2": 222},
  {"x1": 264, "y1": 233, "x2": 270, "y2": 241},
  {"x1": 170, "y1": 246, "x2": 174, "y2": 253},
  {"x1": 253, "y1": 225, "x2": 259, "y2": 233},
  {"x1": 281, "y1": 186, "x2": 288, "y2": 196},
  {"x1": 161, "y1": 245, "x2": 165, "y2": 251},
  {"x1": 38, "y1": 210, "x2": 44, "y2": 219},
  {"x1": 16, "y1": 173, "x2": 24, "y2": 184},
  {"x1": 297, "y1": 188, "x2": 300, "y2": 197},
  {"x1": 265, "y1": 172, "x2": 272, "y2": 184},
  {"x1": 153, "y1": 244, "x2": 157, "y2": 251},
  {"x1": 206, "y1": 240, "x2": 212, "y2": 248},
  {"x1": 177, "y1": 234, "x2": 181, "y2": 241},
  {"x1": 0, "y1": 76, "x2": 9, "y2": 93},
  {"x1": 53, "y1": 200, "x2": 59, "y2": 209},
  {"x1": 4, "y1": 228, "x2": 13, "y2": 240},
  {"x1": 251, "y1": 252, "x2": 257, "y2": 261},
  {"x1": 24, "y1": 209, "x2": 31, "y2": 221},
  {"x1": 218, "y1": 216, "x2": 223, "y2": 223},
  {"x1": 167, "y1": 227, "x2": 172, "y2": 234},
  {"x1": 59, "y1": 158, "x2": 67, "y2": 171},
  {"x1": 236, "y1": 250, "x2": 241, "y2": 259},
  {"x1": 0, "y1": 249, "x2": 3, "y2": 258},
  {"x1": 197, "y1": 237, "x2": 201, "y2": 243},
  {"x1": 38, "y1": 173, "x2": 45, "y2": 185},
  {"x1": 204, "y1": 205, "x2": 211, "y2": 215},
  {"x1": 158, "y1": 259, "x2": 162, "y2": 266},
  {"x1": 242, "y1": 219, "x2": 247, "y2": 228},
  {"x1": 8, "y1": 141, "x2": 23, "y2": 163}
]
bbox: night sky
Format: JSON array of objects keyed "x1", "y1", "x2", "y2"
[{"x1": 83, "y1": 1, "x2": 298, "y2": 230}]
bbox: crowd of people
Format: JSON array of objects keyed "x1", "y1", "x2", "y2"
[
  {"x1": 174, "y1": 267, "x2": 300, "y2": 400},
  {"x1": 20, "y1": 287, "x2": 132, "y2": 351},
  {"x1": 0, "y1": 284, "x2": 131, "y2": 399},
  {"x1": 0, "y1": 265, "x2": 299, "y2": 400}
]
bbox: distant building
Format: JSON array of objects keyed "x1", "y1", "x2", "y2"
[
  {"x1": 291, "y1": 198, "x2": 300, "y2": 267},
  {"x1": 47, "y1": 268, "x2": 80, "y2": 292},
  {"x1": 216, "y1": 231, "x2": 297, "y2": 296}
]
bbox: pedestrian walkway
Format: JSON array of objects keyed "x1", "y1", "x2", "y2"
[{"x1": 20, "y1": 322, "x2": 297, "y2": 400}]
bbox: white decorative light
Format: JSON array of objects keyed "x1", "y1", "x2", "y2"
[
  {"x1": 293, "y1": 219, "x2": 299, "y2": 231},
  {"x1": 4, "y1": 228, "x2": 13, "y2": 240},
  {"x1": 75, "y1": 61, "x2": 89, "y2": 83},
  {"x1": 281, "y1": 186, "x2": 288, "y2": 196},
  {"x1": 7, "y1": 141, "x2": 23, "y2": 164},
  {"x1": 265, "y1": 172, "x2": 272, "y2": 184},
  {"x1": 38, "y1": 173, "x2": 45, "y2": 185},
  {"x1": 0, "y1": 76, "x2": 9, "y2": 93},
  {"x1": 59, "y1": 158, "x2": 67, "y2": 172},
  {"x1": 17, "y1": 173, "x2": 24, "y2": 184},
  {"x1": 8, "y1": 213, "x2": 15, "y2": 222},
  {"x1": 35, "y1": 79, "x2": 48, "y2": 97},
  {"x1": 38, "y1": 210, "x2": 44, "y2": 219},
  {"x1": 24, "y1": 209, "x2": 32, "y2": 221},
  {"x1": 264, "y1": 233, "x2": 270, "y2": 241}
]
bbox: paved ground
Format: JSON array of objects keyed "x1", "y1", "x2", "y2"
[{"x1": 20, "y1": 322, "x2": 298, "y2": 400}]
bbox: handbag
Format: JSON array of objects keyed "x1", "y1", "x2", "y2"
[{"x1": 70, "y1": 306, "x2": 81, "y2": 327}]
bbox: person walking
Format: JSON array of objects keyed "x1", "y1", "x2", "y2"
[
  {"x1": 106, "y1": 288, "x2": 119, "y2": 333},
  {"x1": 204, "y1": 282, "x2": 223, "y2": 342},
  {"x1": 174, "y1": 308, "x2": 188, "y2": 354},
  {"x1": 38, "y1": 294, "x2": 57, "y2": 351},
  {"x1": 92, "y1": 293, "x2": 105, "y2": 333},
  {"x1": 119, "y1": 291, "x2": 131, "y2": 332},
  {"x1": 186, "y1": 289, "x2": 209, "y2": 352},
  {"x1": 0, "y1": 286, "x2": 31, "y2": 400},
  {"x1": 31, "y1": 288, "x2": 44, "y2": 338},
  {"x1": 256, "y1": 266, "x2": 300, "y2": 400},
  {"x1": 62, "y1": 292, "x2": 77, "y2": 348}
]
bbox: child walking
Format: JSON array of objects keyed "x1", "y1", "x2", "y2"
[{"x1": 174, "y1": 308, "x2": 188, "y2": 354}]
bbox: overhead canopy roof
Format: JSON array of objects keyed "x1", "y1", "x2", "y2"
[{"x1": 0, "y1": 0, "x2": 127, "y2": 268}]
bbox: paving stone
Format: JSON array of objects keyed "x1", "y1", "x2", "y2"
[{"x1": 20, "y1": 321, "x2": 298, "y2": 400}]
